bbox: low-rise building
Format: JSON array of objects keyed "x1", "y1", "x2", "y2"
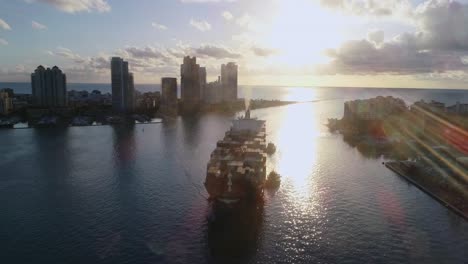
[
  {"x1": 447, "y1": 102, "x2": 468, "y2": 115},
  {"x1": 0, "y1": 90, "x2": 13, "y2": 115},
  {"x1": 344, "y1": 96, "x2": 406, "y2": 121}
]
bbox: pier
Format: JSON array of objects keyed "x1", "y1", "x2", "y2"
[{"x1": 385, "y1": 161, "x2": 468, "y2": 221}]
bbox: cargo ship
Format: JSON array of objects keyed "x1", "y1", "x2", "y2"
[{"x1": 205, "y1": 108, "x2": 267, "y2": 204}]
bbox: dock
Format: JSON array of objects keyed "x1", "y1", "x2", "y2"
[{"x1": 385, "y1": 161, "x2": 468, "y2": 221}]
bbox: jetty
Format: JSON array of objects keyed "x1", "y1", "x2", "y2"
[{"x1": 385, "y1": 161, "x2": 468, "y2": 220}]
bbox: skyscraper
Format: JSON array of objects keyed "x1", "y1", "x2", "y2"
[
  {"x1": 161, "y1": 77, "x2": 178, "y2": 116},
  {"x1": 111, "y1": 57, "x2": 135, "y2": 113},
  {"x1": 199, "y1": 67, "x2": 207, "y2": 101},
  {"x1": 221, "y1": 62, "x2": 238, "y2": 102},
  {"x1": 31, "y1": 65, "x2": 67, "y2": 107},
  {"x1": 180, "y1": 56, "x2": 201, "y2": 112}
]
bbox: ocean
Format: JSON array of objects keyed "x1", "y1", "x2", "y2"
[{"x1": 2, "y1": 82, "x2": 468, "y2": 106}]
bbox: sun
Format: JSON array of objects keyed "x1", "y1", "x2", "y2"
[{"x1": 262, "y1": 0, "x2": 349, "y2": 66}]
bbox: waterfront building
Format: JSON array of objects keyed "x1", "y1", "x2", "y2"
[
  {"x1": 344, "y1": 96, "x2": 406, "y2": 121},
  {"x1": 204, "y1": 77, "x2": 222, "y2": 104},
  {"x1": 447, "y1": 102, "x2": 468, "y2": 115},
  {"x1": 31, "y1": 65, "x2": 67, "y2": 107},
  {"x1": 221, "y1": 62, "x2": 238, "y2": 102},
  {"x1": 68, "y1": 90, "x2": 112, "y2": 106},
  {"x1": 111, "y1": 57, "x2": 135, "y2": 113},
  {"x1": 199, "y1": 67, "x2": 207, "y2": 100},
  {"x1": 0, "y1": 90, "x2": 13, "y2": 115},
  {"x1": 181, "y1": 56, "x2": 201, "y2": 112},
  {"x1": 161, "y1": 77, "x2": 178, "y2": 116}
]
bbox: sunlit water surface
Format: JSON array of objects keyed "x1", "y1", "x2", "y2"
[{"x1": 1, "y1": 88, "x2": 468, "y2": 263}]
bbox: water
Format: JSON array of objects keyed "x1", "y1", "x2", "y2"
[
  {"x1": 1, "y1": 88, "x2": 467, "y2": 263},
  {"x1": 2, "y1": 82, "x2": 468, "y2": 106}
]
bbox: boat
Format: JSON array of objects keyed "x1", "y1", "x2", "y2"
[
  {"x1": 71, "y1": 116, "x2": 92, "y2": 126},
  {"x1": 35, "y1": 116, "x2": 58, "y2": 128},
  {"x1": 265, "y1": 171, "x2": 281, "y2": 189},
  {"x1": 205, "y1": 108, "x2": 267, "y2": 204},
  {"x1": 0, "y1": 120, "x2": 14, "y2": 129}
]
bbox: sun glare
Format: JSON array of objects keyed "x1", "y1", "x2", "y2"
[
  {"x1": 264, "y1": 0, "x2": 348, "y2": 66},
  {"x1": 272, "y1": 103, "x2": 321, "y2": 196}
]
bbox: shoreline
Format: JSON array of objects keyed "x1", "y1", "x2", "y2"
[
  {"x1": 2, "y1": 120, "x2": 164, "y2": 130},
  {"x1": 385, "y1": 161, "x2": 467, "y2": 221},
  {"x1": 1, "y1": 101, "x2": 296, "y2": 130}
]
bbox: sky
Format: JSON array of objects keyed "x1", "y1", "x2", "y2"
[{"x1": 1, "y1": 0, "x2": 468, "y2": 88}]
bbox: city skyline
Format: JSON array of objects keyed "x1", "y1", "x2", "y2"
[{"x1": 0, "y1": 0, "x2": 468, "y2": 89}]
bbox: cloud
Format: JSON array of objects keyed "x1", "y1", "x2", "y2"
[
  {"x1": 124, "y1": 46, "x2": 168, "y2": 60},
  {"x1": 194, "y1": 44, "x2": 241, "y2": 59},
  {"x1": 32, "y1": 20, "x2": 48, "y2": 30},
  {"x1": 189, "y1": 19, "x2": 212, "y2": 31},
  {"x1": 317, "y1": 38, "x2": 467, "y2": 75},
  {"x1": 317, "y1": 0, "x2": 468, "y2": 76},
  {"x1": 235, "y1": 13, "x2": 262, "y2": 31},
  {"x1": 0, "y1": 19, "x2": 11, "y2": 30},
  {"x1": 319, "y1": 0, "x2": 411, "y2": 17},
  {"x1": 29, "y1": 0, "x2": 111, "y2": 13},
  {"x1": 50, "y1": 46, "x2": 86, "y2": 63},
  {"x1": 414, "y1": 0, "x2": 468, "y2": 51},
  {"x1": 252, "y1": 46, "x2": 277, "y2": 57},
  {"x1": 151, "y1": 22, "x2": 168, "y2": 30},
  {"x1": 222, "y1": 11, "x2": 233, "y2": 20},
  {"x1": 367, "y1": 29, "x2": 384, "y2": 46},
  {"x1": 0, "y1": 38, "x2": 8, "y2": 45}
]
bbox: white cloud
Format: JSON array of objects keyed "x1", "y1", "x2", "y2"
[
  {"x1": 222, "y1": 11, "x2": 233, "y2": 20},
  {"x1": 367, "y1": 29, "x2": 384, "y2": 46},
  {"x1": 319, "y1": 0, "x2": 412, "y2": 17},
  {"x1": 32, "y1": 20, "x2": 48, "y2": 30},
  {"x1": 29, "y1": 0, "x2": 111, "y2": 13},
  {"x1": 189, "y1": 19, "x2": 212, "y2": 31},
  {"x1": 235, "y1": 13, "x2": 262, "y2": 31},
  {"x1": 252, "y1": 46, "x2": 277, "y2": 57},
  {"x1": 0, "y1": 38, "x2": 8, "y2": 45},
  {"x1": 0, "y1": 18, "x2": 11, "y2": 30},
  {"x1": 462, "y1": 56, "x2": 468, "y2": 65},
  {"x1": 317, "y1": 0, "x2": 468, "y2": 77},
  {"x1": 50, "y1": 46, "x2": 86, "y2": 63},
  {"x1": 151, "y1": 22, "x2": 168, "y2": 30},
  {"x1": 194, "y1": 44, "x2": 241, "y2": 59}
]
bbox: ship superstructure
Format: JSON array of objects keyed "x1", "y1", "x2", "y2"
[{"x1": 205, "y1": 109, "x2": 267, "y2": 204}]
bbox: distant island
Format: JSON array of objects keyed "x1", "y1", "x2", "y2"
[{"x1": 328, "y1": 96, "x2": 468, "y2": 219}]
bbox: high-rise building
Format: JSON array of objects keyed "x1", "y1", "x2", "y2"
[
  {"x1": 161, "y1": 77, "x2": 178, "y2": 116},
  {"x1": 199, "y1": 67, "x2": 206, "y2": 101},
  {"x1": 0, "y1": 89, "x2": 13, "y2": 115},
  {"x1": 221, "y1": 62, "x2": 238, "y2": 102},
  {"x1": 180, "y1": 56, "x2": 201, "y2": 112},
  {"x1": 204, "y1": 76, "x2": 222, "y2": 104},
  {"x1": 111, "y1": 57, "x2": 135, "y2": 113},
  {"x1": 31, "y1": 65, "x2": 67, "y2": 107}
]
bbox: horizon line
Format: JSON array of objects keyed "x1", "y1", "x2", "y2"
[{"x1": 1, "y1": 82, "x2": 467, "y2": 91}]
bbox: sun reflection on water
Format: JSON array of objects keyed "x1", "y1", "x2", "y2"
[
  {"x1": 274, "y1": 104, "x2": 320, "y2": 189},
  {"x1": 267, "y1": 102, "x2": 326, "y2": 216},
  {"x1": 263, "y1": 102, "x2": 331, "y2": 253}
]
